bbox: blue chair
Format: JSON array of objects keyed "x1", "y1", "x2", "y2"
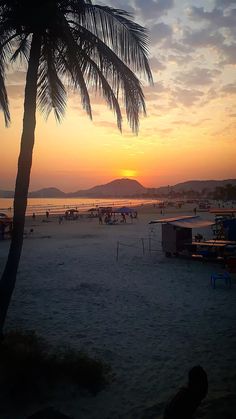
[{"x1": 210, "y1": 272, "x2": 231, "y2": 289}]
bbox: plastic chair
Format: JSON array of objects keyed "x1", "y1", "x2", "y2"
[{"x1": 210, "y1": 272, "x2": 231, "y2": 289}]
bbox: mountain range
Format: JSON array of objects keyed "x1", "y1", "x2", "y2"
[{"x1": 0, "y1": 178, "x2": 236, "y2": 198}]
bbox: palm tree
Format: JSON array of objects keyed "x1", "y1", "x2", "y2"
[{"x1": 0, "y1": 0, "x2": 152, "y2": 333}]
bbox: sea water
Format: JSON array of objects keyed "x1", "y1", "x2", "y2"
[{"x1": 0, "y1": 197, "x2": 160, "y2": 216}]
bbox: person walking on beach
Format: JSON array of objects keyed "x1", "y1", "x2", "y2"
[
  {"x1": 46, "y1": 210, "x2": 49, "y2": 219},
  {"x1": 32, "y1": 212, "x2": 36, "y2": 220},
  {"x1": 98, "y1": 213, "x2": 103, "y2": 224},
  {"x1": 163, "y1": 365, "x2": 208, "y2": 419}
]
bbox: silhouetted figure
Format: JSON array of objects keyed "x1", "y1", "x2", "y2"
[
  {"x1": 163, "y1": 366, "x2": 208, "y2": 419},
  {"x1": 32, "y1": 212, "x2": 36, "y2": 220},
  {"x1": 98, "y1": 213, "x2": 103, "y2": 224},
  {"x1": 46, "y1": 210, "x2": 49, "y2": 218}
]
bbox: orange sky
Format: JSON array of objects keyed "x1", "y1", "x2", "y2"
[
  {"x1": 1, "y1": 86, "x2": 235, "y2": 192},
  {"x1": 1, "y1": 1, "x2": 236, "y2": 192}
]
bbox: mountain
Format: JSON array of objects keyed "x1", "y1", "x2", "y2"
[
  {"x1": 164, "y1": 179, "x2": 236, "y2": 193},
  {"x1": 1, "y1": 178, "x2": 236, "y2": 198},
  {"x1": 0, "y1": 190, "x2": 14, "y2": 198},
  {"x1": 69, "y1": 178, "x2": 146, "y2": 197},
  {"x1": 28, "y1": 187, "x2": 66, "y2": 198},
  {"x1": 146, "y1": 179, "x2": 236, "y2": 195}
]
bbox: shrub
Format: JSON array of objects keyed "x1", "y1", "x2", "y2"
[{"x1": 0, "y1": 329, "x2": 111, "y2": 402}]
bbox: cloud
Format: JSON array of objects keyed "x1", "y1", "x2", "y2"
[
  {"x1": 149, "y1": 56, "x2": 166, "y2": 71},
  {"x1": 7, "y1": 84, "x2": 24, "y2": 99},
  {"x1": 187, "y1": 6, "x2": 236, "y2": 29},
  {"x1": 172, "y1": 88, "x2": 204, "y2": 107},
  {"x1": 175, "y1": 67, "x2": 221, "y2": 87},
  {"x1": 161, "y1": 37, "x2": 192, "y2": 54},
  {"x1": 93, "y1": 120, "x2": 118, "y2": 130},
  {"x1": 167, "y1": 53, "x2": 193, "y2": 65},
  {"x1": 134, "y1": 0, "x2": 174, "y2": 20},
  {"x1": 221, "y1": 83, "x2": 236, "y2": 95},
  {"x1": 205, "y1": 88, "x2": 219, "y2": 102},
  {"x1": 151, "y1": 22, "x2": 173, "y2": 44},
  {"x1": 172, "y1": 118, "x2": 211, "y2": 126},
  {"x1": 215, "y1": 0, "x2": 236, "y2": 8},
  {"x1": 143, "y1": 82, "x2": 169, "y2": 101},
  {"x1": 7, "y1": 71, "x2": 26, "y2": 84},
  {"x1": 183, "y1": 27, "x2": 225, "y2": 49},
  {"x1": 219, "y1": 43, "x2": 236, "y2": 64}
]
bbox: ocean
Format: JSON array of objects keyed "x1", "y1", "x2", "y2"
[{"x1": 0, "y1": 197, "x2": 159, "y2": 217}]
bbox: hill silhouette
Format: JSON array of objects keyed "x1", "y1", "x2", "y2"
[
  {"x1": 68, "y1": 178, "x2": 146, "y2": 197},
  {"x1": 1, "y1": 178, "x2": 236, "y2": 198}
]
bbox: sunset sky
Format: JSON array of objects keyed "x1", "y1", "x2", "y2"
[{"x1": 1, "y1": 0, "x2": 236, "y2": 192}]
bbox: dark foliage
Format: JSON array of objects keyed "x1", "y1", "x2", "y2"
[{"x1": 0, "y1": 330, "x2": 111, "y2": 404}]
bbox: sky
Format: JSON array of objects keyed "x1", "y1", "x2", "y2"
[{"x1": 1, "y1": 0, "x2": 236, "y2": 192}]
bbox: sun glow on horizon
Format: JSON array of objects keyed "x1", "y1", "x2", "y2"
[{"x1": 120, "y1": 169, "x2": 137, "y2": 178}]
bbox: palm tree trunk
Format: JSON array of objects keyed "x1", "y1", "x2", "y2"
[{"x1": 0, "y1": 33, "x2": 41, "y2": 335}]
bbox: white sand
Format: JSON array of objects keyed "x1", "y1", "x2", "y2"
[{"x1": 0, "y1": 204, "x2": 236, "y2": 419}]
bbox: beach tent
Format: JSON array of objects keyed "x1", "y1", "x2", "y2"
[{"x1": 64, "y1": 208, "x2": 79, "y2": 220}]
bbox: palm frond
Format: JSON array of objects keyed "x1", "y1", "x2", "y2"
[
  {"x1": 10, "y1": 34, "x2": 30, "y2": 63},
  {"x1": 0, "y1": 64, "x2": 10, "y2": 126},
  {"x1": 70, "y1": 24, "x2": 146, "y2": 133},
  {"x1": 0, "y1": 32, "x2": 13, "y2": 126},
  {"x1": 73, "y1": 4, "x2": 153, "y2": 83},
  {"x1": 37, "y1": 38, "x2": 66, "y2": 122},
  {"x1": 55, "y1": 14, "x2": 92, "y2": 119},
  {"x1": 79, "y1": 52, "x2": 123, "y2": 131}
]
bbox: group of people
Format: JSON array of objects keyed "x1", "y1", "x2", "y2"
[{"x1": 98, "y1": 211, "x2": 138, "y2": 225}]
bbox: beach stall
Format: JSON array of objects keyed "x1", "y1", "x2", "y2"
[
  {"x1": 149, "y1": 216, "x2": 214, "y2": 258},
  {"x1": 210, "y1": 209, "x2": 236, "y2": 240}
]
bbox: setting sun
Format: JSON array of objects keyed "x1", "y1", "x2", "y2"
[{"x1": 121, "y1": 169, "x2": 137, "y2": 178}]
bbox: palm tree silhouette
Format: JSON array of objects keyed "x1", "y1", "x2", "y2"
[{"x1": 0, "y1": 0, "x2": 152, "y2": 332}]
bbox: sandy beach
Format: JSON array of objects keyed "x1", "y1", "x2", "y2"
[{"x1": 0, "y1": 203, "x2": 236, "y2": 418}]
